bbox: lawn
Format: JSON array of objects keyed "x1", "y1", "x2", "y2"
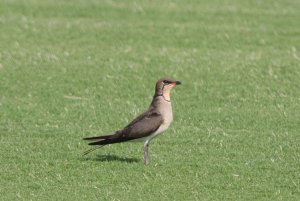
[{"x1": 0, "y1": 0, "x2": 300, "y2": 200}]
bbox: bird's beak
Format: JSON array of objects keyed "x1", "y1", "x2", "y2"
[
  {"x1": 170, "y1": 81, "x2": 181, "y2": 86},
  {"x1": 175, "y1": 81, "x2": 181, "y2": 85}
]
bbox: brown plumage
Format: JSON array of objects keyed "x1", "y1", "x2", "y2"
[{"x1": 83, "y1": 78, "x2": 181, "y2": 165}]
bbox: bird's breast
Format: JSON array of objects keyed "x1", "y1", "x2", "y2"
[
  {"x1": 156, "y1": 118, "x2": 172, "y2": 134},
  {"x1": 143, "y1": 100, "x2": 173, "y2": 142},
  {"x1": 155, "y1": 102, "x2": 173, "y2": 134}
]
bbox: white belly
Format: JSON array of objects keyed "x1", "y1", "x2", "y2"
[{"x1": 154, "y1": 119, "x2": 172, "y2": 135}]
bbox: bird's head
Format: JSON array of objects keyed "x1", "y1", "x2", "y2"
[{"x1": 155, "y1": 78, "x2": 181, "y2": 101}]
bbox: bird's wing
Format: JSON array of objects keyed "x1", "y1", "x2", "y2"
[
  {"x1": 121, "y1": 110, "x2": 163, "y2": 139},
  {"x1": 86, "y1": 109, "x2": 163, "y2": 145}
]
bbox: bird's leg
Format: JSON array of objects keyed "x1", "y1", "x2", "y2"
[{"x1": 144, "y1": 141, "x2": 149, "y2": 165}]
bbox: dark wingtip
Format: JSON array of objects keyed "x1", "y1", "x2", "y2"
[
  {"x1": 83, "y1": 134, "x2": 112, "y2": 141},
  {"x1": 88, "y1": 141, "x2": 105, "y2": 146}
]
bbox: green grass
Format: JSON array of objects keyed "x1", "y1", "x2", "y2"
[{"x1": 1, "y1": 0, "x2": 300, "y2": 200}]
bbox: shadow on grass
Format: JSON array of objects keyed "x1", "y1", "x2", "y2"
[{"x1": 83, "y1": 154, "x2": 140, "y2": 163}]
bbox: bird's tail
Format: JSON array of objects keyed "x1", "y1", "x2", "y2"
[
  {"x1": 83, "y1": 131, "x2": 133, "y2": 155},
  {"x1": 82, "y1": 145, "x2": 105, "y2": 156},
  {"x1": 82, "y1": 132, "x2": 117, "y2": 155},
  {"x1": 83, "y1": 134, "x2": 113, "y2": 142}
]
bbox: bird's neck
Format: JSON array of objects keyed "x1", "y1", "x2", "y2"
[
  {"x1": 162, "y1": 92, "x2": 171, "y2": 102},
  {"x1": 151, "y1": 94, "x2": 172, "y2": 109},
  {"x1": 154, "y1": 88, "x2": 172, "y2": 102},
  {"x1": 151, "y1": 95, "x2": 173, "y2": 122}
]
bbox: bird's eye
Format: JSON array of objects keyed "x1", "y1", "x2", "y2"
[{"x1": 163, "y1": 80, "x2": 169, "y2": 84}]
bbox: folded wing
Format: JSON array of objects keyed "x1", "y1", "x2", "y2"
[{"x1": 84, "y1": 110, "x2": 163, "y2": 146}]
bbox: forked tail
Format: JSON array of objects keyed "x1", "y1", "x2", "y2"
[
  {"x1": 82, "y1": 131, "x2": 132, "y2": 155},
  {"x1": 82, "y1": 145, "x2": 105, "y2": 156},
  {"x1": 82, "y1": 133, "x2": 115, "y2": 155}
]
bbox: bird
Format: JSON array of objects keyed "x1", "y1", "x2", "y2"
[{"x1": 83, "y1": 78, "x2": 181, "y2": 165}]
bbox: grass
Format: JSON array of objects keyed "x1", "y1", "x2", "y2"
[{"x1": 1, "y1": 0, "x2": 300, "y2": 200}]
